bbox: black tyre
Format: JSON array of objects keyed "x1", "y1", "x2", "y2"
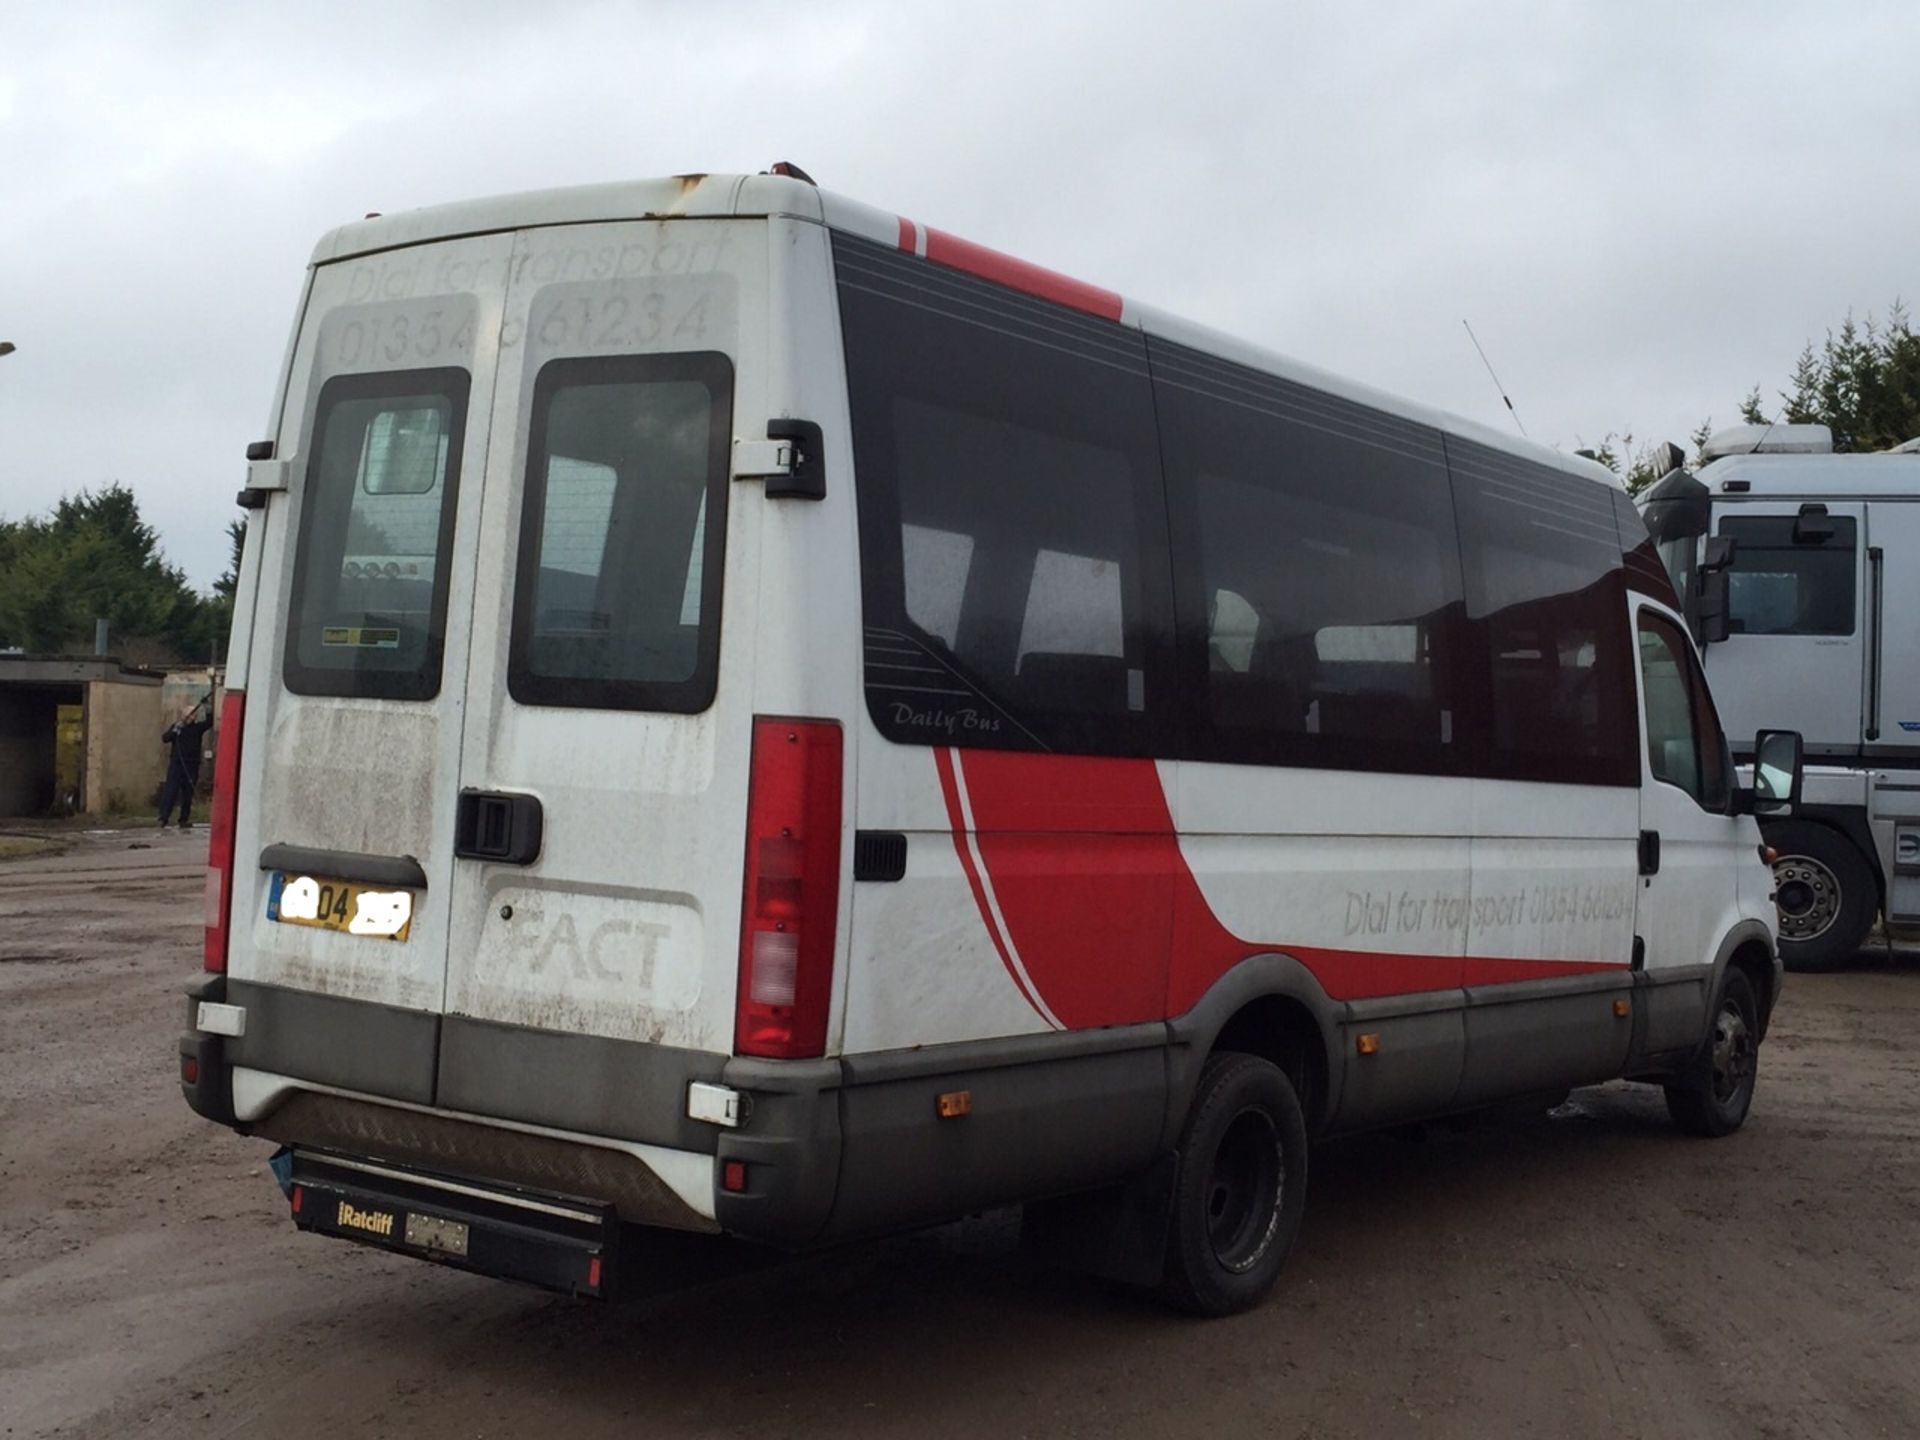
[
  {"x1": 1665, "y1": 969, "x2": 1761, "y2": 1138},
  {"x1": 1159, "y1": 1052, "x2": 1308, "y2": 1316},
  {"x1": 1766, "y1": 820, "x2": 1877, "y2": 972}
]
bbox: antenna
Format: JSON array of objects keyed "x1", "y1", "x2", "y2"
[{"x1": 1462, "y1": 320, "x2": 1526, "y2": 437}]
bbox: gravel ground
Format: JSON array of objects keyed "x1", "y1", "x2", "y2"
[{"x1": 3, "y1": 829, "x2": 1918, "y2": 1440}]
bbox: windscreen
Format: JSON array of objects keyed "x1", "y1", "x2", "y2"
[{"x1": 283, "y1": 368, "x2": 469, "y2": 699}]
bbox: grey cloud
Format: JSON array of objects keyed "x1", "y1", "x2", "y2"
[{"x1": 2, "y1": 1, "x2": 1916, "y2": 587}]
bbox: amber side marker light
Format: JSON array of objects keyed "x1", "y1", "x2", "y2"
[
  {"x1": 936, "y1": 1090, "x2": 972, "y2": 1119},
  {"x1": 1760, "y1": 845, "x2": 1780, "y2": 864},
  {"x1": 1614, "y1": 999, "x2": 1632, "y2": 1018},
  {"x1": 1356, "y1": 1033, "x2": 1381, "y2": 1056}
]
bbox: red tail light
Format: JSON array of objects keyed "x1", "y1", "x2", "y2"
[
  {"x1": 735, "y1": 717, "x2": 843, "y2": 1058},
  {"x1": 203, "y1": 691, "x2": 246, "y2": 972}
]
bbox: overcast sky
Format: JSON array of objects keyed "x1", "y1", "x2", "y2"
[{"x1": 3, "y1": 1, "x2": 1916, "y2": 589}]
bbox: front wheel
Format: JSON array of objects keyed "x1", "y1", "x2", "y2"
[
  {"x1": 1665, "y1": 969, "x2": 1761, "y2": 1138},
  {"x1": 1159, "y1": 1052, "x2": 1308, "y2": 1316}
]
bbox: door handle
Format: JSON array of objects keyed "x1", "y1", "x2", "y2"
[
  {"x1": 454, "y1": 790, "x2": 543, "y2": 865},
  {"x1": 1638, "y1": 829, "x2": 1661, "y2": 877}
]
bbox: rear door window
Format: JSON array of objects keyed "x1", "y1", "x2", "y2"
[
  {"x1": 507, "y1": 352, "x2": 732, "y2": 712},
  {"x1": 284, "y1": 368, "x2": 469, "y2": 699}
]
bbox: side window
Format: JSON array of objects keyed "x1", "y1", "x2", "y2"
[
  {"x1": 1152, "y1": 340, "x2": 1465, "y2": 774},
  {"x1": 837, "y1": 235, "x2": 1171, "y2": 755},
  {"x1": 1637, "y1": 611, "x2": 1730, "y2": 810},
  {"x1": 284, "y1": 368, "x2": 469, "y2": 700},
  {"x1": 507, "y1": 352, "x2": 732, "y2": 713},
  {"x1": 1450, "y1": 440, "x2": 1637, "y2": 786},
  {"x1": 1721, "y1": 514, "x2": 1857, "y2": 636}
]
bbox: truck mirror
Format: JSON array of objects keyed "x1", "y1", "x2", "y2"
[
  {"x1": 1700, "y1": 535, "x2": 1736, "y2": 573},
  {"x1": 1793, "y1": 504, "x2": 1836, "y2": 544},
  {"x1": 1752, "y1": 729, "x2": 1804, "y2": 816},
  {"x1": 1697, "y1": 567, "x2": 1731, "y2": 644}
]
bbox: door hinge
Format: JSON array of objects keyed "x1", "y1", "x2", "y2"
[
  {"x1": 733, "y1": 419, "x2": 825, "y2": 500},
  {"x1": 1638, "y1": 829, "x2": 1661, "y2": 877},
  {"x1": 732, "y1": 437, "x2": 794, "y2": 476}
]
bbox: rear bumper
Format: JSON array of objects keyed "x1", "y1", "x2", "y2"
[{"x1": 179, "y1": 975, "x2": 237, "y2": 1127}]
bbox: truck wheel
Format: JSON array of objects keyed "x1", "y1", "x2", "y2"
[
  {"x1": 1665, "y1": 969, "x2": 1760, "y2": 1138},
  {"x1": 1766, "y1": 820, "x2": 1876, "y2": 972},
  {"x1": 1159, "y1": 1052, "x2": 1307, "y2": 1316}
]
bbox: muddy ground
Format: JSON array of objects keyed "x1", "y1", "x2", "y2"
[{"x1": 3, "y1": 830, "x2": 1918, "y2": 1439}]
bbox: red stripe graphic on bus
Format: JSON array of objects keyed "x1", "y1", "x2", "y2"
[
  {"x1": 932, "y1": 747, "x2": 1060, "y2": 1027},
  {"x1": 918, "y1": 228, "x2": 1124, "y2": 322},
  {"x1": 941, "y1": 749, "x2": 1627, "y2": 1029}
]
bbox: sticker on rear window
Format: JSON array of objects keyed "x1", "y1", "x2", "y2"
[{"x1": 321, "y1": 626, "x2": 401, "y2": 649}]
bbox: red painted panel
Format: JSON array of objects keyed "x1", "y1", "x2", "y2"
[
  {"x1": 970, "y1": 831, "x2": 1172, "y2": 1028},
  {"x1": 896, "y1": 216, "x2": 919, "y2": 253},
  {"x1": 923, "y1": 228, "x2": 1124, "y2": 322},
  {"x1": 942, "y1": 749, "x2": 1629, "y2": 1027},
  {"x1": 950, "y1": 750, "x2": 1169, "y2": 833}
]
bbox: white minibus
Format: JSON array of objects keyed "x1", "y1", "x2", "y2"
[{"x1": 182, "y1": 169, "x2": 1795, "y2": 1314}]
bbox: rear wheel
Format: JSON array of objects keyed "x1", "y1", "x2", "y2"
[
  {"x1": 1767, "y1": 820, "x2": 1877, "y2": 972},
  {"x1": 1159, "y1": 1052, "x2": 1307, "y2": 1316},
  {"x1": 1665, "y1": 969, "x2": 1761, "y2": 1137}
]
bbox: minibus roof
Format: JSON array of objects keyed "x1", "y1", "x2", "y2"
[{"x1": 312, "y1": 172, "x2": 1620, "y2": 495}]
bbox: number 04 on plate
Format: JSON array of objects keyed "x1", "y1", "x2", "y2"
[{"x1": 267, "y1": 871, "x2": 414, "y2": 941}]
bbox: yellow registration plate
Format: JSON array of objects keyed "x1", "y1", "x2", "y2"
[{"x1": 267, "y1": 872, "x2": 413, "y2": 941}]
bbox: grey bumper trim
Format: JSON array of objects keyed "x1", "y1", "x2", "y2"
[
  {"x1": 223, "y1": 979, "x2": 440, "y2": 1104},
  {"x1": 438, "y1": 1014, "x2": 728, "y2": 1154}
]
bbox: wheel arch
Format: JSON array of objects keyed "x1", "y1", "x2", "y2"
[
  {"x1": 1711, "y1": 919, "x2": 1780, "y2": 1038},
  {"x1": 1164, "y1": 954, "x2": 1343, "y2": 1144}
]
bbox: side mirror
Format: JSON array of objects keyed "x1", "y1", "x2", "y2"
[
  {"x1": 1696, "y1": 536, "x2": 1736, "y2": 645},
  {"x1": 1751, "y1": 728, "x2": 1804, "y2": 816},
  {"x1": 1793, "y1": 503, "x2": 1836, "y2": 545}
]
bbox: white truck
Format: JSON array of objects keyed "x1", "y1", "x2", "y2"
[{"x1": 1643, "y1": 424, "x2": 1920, "y2": 968}]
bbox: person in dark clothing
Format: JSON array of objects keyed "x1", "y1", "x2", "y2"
[{"x1": 159, "y1": 700, "x2": 213, "y2": 829}]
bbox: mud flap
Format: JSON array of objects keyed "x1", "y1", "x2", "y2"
[{"x1": 1019, "y1": 1152, "x2": 1176, "y2": 1289}]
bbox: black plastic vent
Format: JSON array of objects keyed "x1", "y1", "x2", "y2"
[{"x1": 854, "y1": 831, "x2": 907, "y2": 882}]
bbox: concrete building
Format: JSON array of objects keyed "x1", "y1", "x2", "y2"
[{"x1": 0, "y1": 655, "x2": 216, "y2": 817}]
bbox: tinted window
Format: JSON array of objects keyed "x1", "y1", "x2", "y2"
[
  {"x1": 1638, "y1": 611, "x2": 1730, "y2": 810},
  {"x1": 1449, "y1": 439, "x2": 1636, "y2": 786},
  {"x1": 1721, "y1": 513, "x2": 1856, "y2": 636},
  {"x1": 284, "y1": 368, "x2": 469, "y2": 699},
  {"x1": 507, "y1": 352, "x2": 732, "y2": 712},
  {"x1": 837, "y1": 235, "x2": 1171, "y2": 754},
  {"x1": 1152, "y1": 341, "x2": 1465, "y2": 774}
]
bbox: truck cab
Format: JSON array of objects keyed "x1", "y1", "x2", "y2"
[{"x1": 1643, "y1": 424, "x2": 1920, "y2": 967}]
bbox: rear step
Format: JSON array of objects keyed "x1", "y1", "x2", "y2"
[{"x1": 288, "y1": 1150, "x2": 614, "y2": 1298}]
